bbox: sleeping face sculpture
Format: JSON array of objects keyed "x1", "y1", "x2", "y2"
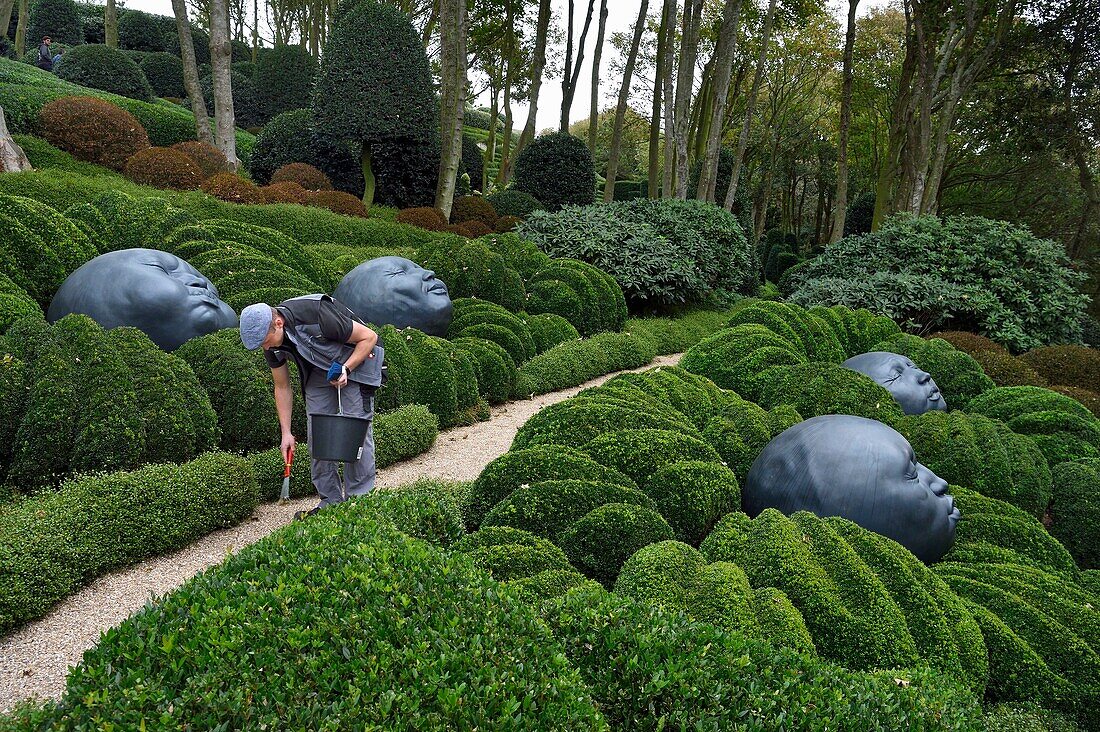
[
  {"x1": 333, "y1": 256, "x2": 453, "y2": 337},
  {"x1": 744, "y1": 415, "x2": 960, "y2": 563},
  {"x1": 843, "y1": 352, "x2": 947, "y2": 415},
  {"x1": 46, "y1": 248, "x2": 237, "y2": 351}
]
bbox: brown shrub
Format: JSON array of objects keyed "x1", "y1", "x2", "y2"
[
  {"x1": 123, "y1": 146, "x2": 203, "y2": 190},
  {"x1": 201, "y1": 173, "x2": 262, "y2": 204},
  {"x1": 973, "y1": 351, "x2": 1049, "y2": 388},
  {"x1": 308, "y1": 190, "x2": 368, "y2": 218},
  {"x1": 39, "y1": 96, "x2": 150, "y2": 171},
  {"x1": 928, "y1": 331, "x2": 1008, "y2": 356},
  {"x1": 259, "y1": 181, "x2": 310, "y2": 204},
  {"x1": 450, "y1": 195, "x2": 498, "y2": 226},
  {"x1": 457, "y1": 220, "x2": 493, "y2": 238},
  {"x1": 444, "y1": 223, "x2": 471, "y2": 237},
  {"x1": 1051, "y1": 386, "x2": 1100, "y2": 418},
  {"x1": 395, "y1": 207, "x2": 447, "y2": 231},
  {"x1": 171, "y1": 140, "x2": 230, "y2": 180},
  {"x1": 495, "y1": 215, "x2": 521, "y2": 233},
  {"x1": 271, "y1": 162, "x2": 333, "y2": 191},
  {"x1": 1021, "y1": 344, "x2": 1100, "y2": 393}
]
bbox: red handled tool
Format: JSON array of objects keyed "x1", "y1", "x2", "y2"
[{"x1": 279, "y1": 444, "x2": 294, "y2": 503}]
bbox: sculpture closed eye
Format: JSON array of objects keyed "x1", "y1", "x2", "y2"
[
  {"x1": 744, "y1": 414, "x2": 960, "y2": 563},
  {"x1": 843, "y1": 351, "x2": 947, "y2": 415},
  {"x1": 333, "y1": 255, "x2": 453, "y2": 337},
  {"x1": 47, "y1": 248, "x2": 238, "y2": 351}
]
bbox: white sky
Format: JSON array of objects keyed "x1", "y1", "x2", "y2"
[{"x1": 117, "y1": 0, "x2": 892, "y2": 131}]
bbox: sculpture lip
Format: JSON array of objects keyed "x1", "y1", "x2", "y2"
[{"x1": 425, "y1": 282, "x2": 449, "y2": 294}]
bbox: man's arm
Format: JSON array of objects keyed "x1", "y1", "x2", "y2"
[
  {"x1": 272, "y1": 363, "x2": 296, "y2": 459},
  {"x1": 330, "y1": 321, "x2": 379, "y2": 386}
]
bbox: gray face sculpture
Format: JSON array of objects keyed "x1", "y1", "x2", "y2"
[
  {"x1": 842, "y1": 351, "x2": 947, "y2": 415},
  {"x1": 47, "y1": 248, "x2": 238, "y2": 351},
  {"x1": 333, "y1": 256, "x2": 453, "y2": 337},
  {"x1": 744, "y1": 415, "x2": 960, "y2": 563}
]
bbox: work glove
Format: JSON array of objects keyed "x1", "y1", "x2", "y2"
[{"x1": 326, "y1": 361, "x2": 345, "y2": 382}]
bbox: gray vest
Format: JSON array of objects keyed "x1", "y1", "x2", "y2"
[{"x1": 279, "y1": 294, "x2": 385, "y2": 388}]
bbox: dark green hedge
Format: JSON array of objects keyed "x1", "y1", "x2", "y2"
[
  {"x1": 559, "y1": 502, "x2": 675, "y2": 587},
  {"x1": 451, "y1": 337, "x2": 516, "y2": 404},
  {"x1": 0, "y1": 451, "x2": 256, "y2": 634},
  {"x1": 728, "y1": 300, "x2": 846, "y2": 364},
  {"x1": 481, "y1": 479, "x2": 655, "y2": 542},
  {"x1": 582, "y1": 428, "x2": 721, "y2": 487},
  {"x1": 253, "y1": 44, "x2": 314, "y2": 119},
  {"x1": 449, "y1": 299, "x2": 535, "y2": 364},
  {"x1": 809, "y1": 304, "x2": 902, "y2": 358},
  {"x1": 138, "y1": 51, "x2": 184, "y2": 98},
  {"x1": 5, "y1": 504, "x2": 604, "y2": 729},
  {"x1": 453, "y1": 526, "x2": 575, "y2": 582},
  {"x1": 525, "y1": 258, "x2": 626, "y2": 336},
  {"x1": 55, "y1": 43, "x2": 154, "y2": 102},
  {"x1": 680, "y1": 324, "x2": 807, "y2": 402},
  {"x1": 702, "y1": 394, "x2": 800, "y2": 478},
  {"x1": 513, "y1": 132, "x2": 595, "y2": 210},
  {"x1": 643, "y1": 461, "x2": 740, "y2": 546},
  {"x1": 513, "y1": 331, "x2": 656, "y2": 398},
  {"x1": 416, "y1": 238, "x2": 527, "y2": 312},
  {"x1": 0, "y1": 192, "x2": 96, "y2": 305},
  {"x1": 485, "y1": 188, "x2": 543, "y2": 218},
  {"x1": 1049, "y1": 460, "x2": 1100, "y2": 570},
  {"x1": 510, "y1": 395, "x2": 695, "y2": 451},
  {"x1": 374, "y1": 403, "x2": 440, "y2": 467}
]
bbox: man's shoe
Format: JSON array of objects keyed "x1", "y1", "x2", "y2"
[{"x1": 294, "y1": 507, "x2": 320, "y2": 521}]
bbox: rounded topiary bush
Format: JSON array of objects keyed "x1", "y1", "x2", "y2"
[
  {"x1": 966, "y1": 386, "x2": 1100, "y2": 466},
  {"x1": 308, "y1": 190, "x2": 367, "y2": 217},
  {"x1": 395, "y1": 206, "x2": 446, "y2": 231},
  {"x1": 27, "y1": 0, "x2": 83, "y2": 46},
  {"x1": 258, "y1": 181, "x2": 310, "y2": 204},
  {"x1": 757, "y1": 362, "x2": 906, "y2": 425},
  {"x1": 170, "y1": 140, "x2": 229, "y2": 180},
  {"x1": 481, "y1": 478, "x2": 655, "y2": 542},
  {"x1": 253, "y1": 44, "x2": 315, "y2": 118},
  {"x1": 247, "y1": 109, "x2": 313, "y2": 185},
  {"x1": 123, "y1": 146, "x2": 203, "y2": 190},
  {"x1": 681, "y1": 325, "x2": 807, "y2": 402},
  {"x1": 139, "y1": 51, "x2": 184, "y2": 98},
  {"x1": 728, "y1": 301, "x2": 846, "y2": 364},
  {"x1": 1049, "y1": 459, "x2": 1100, "y2": 570},
  {"x1": 200, "y1": 173, "x2": 262, "y2": 204},
  {"x1": 451, "y1": 337, "x2": 516, "y2": 404},
  {"x1": 495, "y1": 214, "x2": 520, "y2": 232},
  {"x1": 1021, "y1": 345, "x2": 1100, "y2": 394},
  {"x1": 559, "y1": 502, "x2": 675, "y2": 587},
  {"x1": 486, "y1": 188, "x2": 543, "y2": 218},
  {"x1": 55, "y1": 43, "x2": 154, "y2": 101},
  {"x1": 525, "y1": 259, "x2": 627, "y2": 336},
  {"x1": 450, "y1": 195, "x2": 497, "y2": 226},
  {"x1": 417, "y1": 239, "x2": 526, "y2": 312},
  {"x1": 973, "y1": 351, "x2": 1049, "y2": 387},
  {"x1": 39, "y1": 96, "x2": 150, "y2": 171},
  {"x1": 200, "y1": 70, "x2": 264, "y2": 128},
  {"x1": 513, "y1": 131, "x2": 596, "y2": 210},
  {"x1": 523, "y1": 313, "x2": 579, "y2": 354},
  {"x1": 272, "y1": 162, "x2": 333, "y2": 191},
  {"x1": 582, "y1": 429, "x2": 722, "y2": 487},
  {"x1": 1051, "y1": 386, "x2": 1100, "y2": 417},
  {"x1": 643, "y1": 461, "x2": 740, "y2": 546},
  {"x1": 117, "y1": 9, "x2": 166, "y2": 51}
]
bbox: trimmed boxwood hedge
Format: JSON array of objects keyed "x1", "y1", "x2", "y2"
[
  {"x1": 680, "y1": 324, "x2": 808, "y2": 402},
  {"x1": 453, "y1": 526, "x2": 575, "y2": 582},
  {"x1": 1049, "y1": 459, "x2": 1100, "y2": 570},
  {"x1": 0, "y1": 451, "x2": 256, "y2": 633},
  {"x1": 582, "y1": 428, "x2": 722, "y2": 487},
  {"x1": 449, "y1": 299, "x2": 535, "y2": 364},
  {"x1": 558, "y1": 502, "x2": 675, "y2": 587},
  {"x1": 702, "y1": 395, "x2": 800, "y2": 478},
  {"x1": 756, "y1": 361, "x2": 907, "y2": 425},
  {"x1": 966, "y1": 386, "x2": 1100, "y2": 466},
  {"x1": 373, "y1": 403, "x2": 440, "y2": 468},
  {"x1": 6, "y1": 504, "x2": 606, "y2": 729},
  {"x1": 512, "y1": 330, "x2": 658, "y2": 398},
  {"x1": 481, "y1": 479, "x2": 656, "y2": 541},
  {"x1": 416, "y1": 238, "x2": 527, "y2": 313},
  {"x1": 897, "y1": 411, "x2": 1052, "y2": 518},
  {"x1": 728, "y1": 301, "x2": 846, "y2": 364},
  {"x1": 643, "y1": 461, "x2": 740, "y2": 546},
  {"x1": 55, "y1": 44, "x2": 155, "y2": 102},
  {"x1": 510, "y1": 395, "x2": 695, "y2": 451},
  {"x1": 525, "y1": 258, "x2": 627, "y2": 336}
]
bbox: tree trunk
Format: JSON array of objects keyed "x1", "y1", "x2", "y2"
[
  {"x1": 672, "y1": 0, "x2": 703, "y2": 198},
  {"x1": 660, "y1": 0, "x2": 678, "y2": 197},
  {"x1": 560, "y1": 0, "x2": 597, "y2": 131},
  {"x1": 0, "y1": 0, "x2": 14, "y2": 42},
  {"x1": 484, "y1": 83, "x2": 499, "y2": 192},
  {"x1": 502, "y1": 0, "x2": 550, "y2": 183},
  {"x1": 105, "y1": 0, "x2": 118, "y2": 48},
  {"x1": 721, "y1": 0, "x2": 777, "y2": 210},
  {"x1": 695, "y1": 0, "x2": 743, "y2": 203},
  {"x1": 250, "y1": 0, "x2": 258, "y2": 61},
  {"x1": 587, "y1": 0, "x2": 609, "y2": 154},
  {"x1": 0, "y1": 106, "x2": 32, "y2": 172},
  {"x1": 209, "y1": 0, "x2": 238, "y2": 167},
  {"x1": 602, "y1": 0, "x2": 649, "y2": 201},
  {"x1": 495, "y1": 66, "x2": 515, "y2": 187},
  {"x1": 172, "y1": 0, "x2": 214, "y2": 145},
  {"x1": 362, "y1": 143, "x2": 376, "y2": 208},
  {"x1": 648, "y1": 0, "x2": 675, "y2": 198},
  {"x1": 435, "y1": 0, "x2": 467, "y2": 217},
  {"x1": 828, "y1": 0, "x2": 859, "y2": 243},
  {"x1": 14, "y1": 0, "x2": 27, "y2": 58}
]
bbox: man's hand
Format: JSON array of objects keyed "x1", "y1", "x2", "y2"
[
  {"x1": 327, "y1": 362, "x2": 349, "y2": 388},
  {"x1": 280, "y1": 432, "x2": 296, "y2": 462}
]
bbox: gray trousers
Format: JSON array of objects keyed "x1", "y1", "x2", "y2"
[{"x1": 303, "y1": 366, "x2": 376, "y2": 507}]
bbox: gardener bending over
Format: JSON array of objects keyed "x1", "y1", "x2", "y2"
[{"x1": 240, "y1": 294, "x2": 384, "y2": 520}]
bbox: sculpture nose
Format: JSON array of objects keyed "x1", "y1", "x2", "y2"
[
  {"x1": 422, "y1": 269, "x2": 436, "y2": 280},
  {"x1": 916, "y1": 369, "x2": 931, "y2": 384}
]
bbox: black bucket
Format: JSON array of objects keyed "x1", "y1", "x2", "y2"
[{"x1": 310, "y1": 412, "x2": 371, "y2": 462}]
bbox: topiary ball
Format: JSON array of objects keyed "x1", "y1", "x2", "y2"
[
  {"x1": 200, "y1": 173, "x2": 262, "y2": 204},
  {"x1": 123, "y1": 147, "x2": 203, "y2": 190},
  {"x1": 272, "y1": 162, "x2": 333, "y2": 191},
  {"x1": 558, "y1": 502, "x2": 675, "y2": 587},
  {"x1": 395, "y1": 206, "x2": 447, "y2": 231},
  {"x1": 55, "y1": 43, "x2": 155, "y2": 101},
  {"x1": 308, "y1": 190, "x2": 367, "y2": 217},
  {"x1": 259, "y1": 181, "x2": 310, "y2": 204},
  {"x1": 170, "y1": 140, "x2": 229, "y2": 180},
  {"x1": 513, "y1": 132, "x2": 596, "y2": 210},
  {"x1": 486, "y1": 188, "x2": 544, "y2": 218},
  {"x1": 450, "y1": 195, "x2": 497, "y2": 226},
  {"x1": 39, "y1": 96, "x2": 150, "y2": 171},
  {"x1": 139, "y1": 51, "x2": 184, "y2": 98}
]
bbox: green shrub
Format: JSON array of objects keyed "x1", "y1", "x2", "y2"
[
  {"x1": 511, "y1": 396, "x2": 693, "y2": 451},
  {"x1": 117, "y1": 8, "x2": 166, "y2": 51},
  {"x1": 253, "y1": 44, "x2": 314, "y2": 119},
  {"x1": 505, "y1": 568, "x2": 601, "y2": 604},
  {"x1": 808, "y1": 305, "x2": 902, "y2": 358},
  {"x1": 249, "y1": 443, "x2": 315, "y2": 500},
  {"x1": 449, "y1": 300, "x2": 534, "y2": 363},
  {"x1": 0, "y1": 451, "x2": 256, "y2": 633},
  {"x1": 541, "y1": 587, "x2": 982, "y2": 730},
  {"x1": 871, "y1": 334, "x2": 996, "y2": 411},
  {"x1": 643, "y1": 461, "x2": 740, "y2": 546},
  {"x1": 455, "y1": 527, "x2": 575, "y2": 582},
  {"x1": 485, "y1": 188, "x2": 543, "y2": 218},
  {"x1": 519, "y1": 198, "x2": 752, "y2": 307},
  {"x1": 974, "y1": 350, "x2": 1050, "y2": 387},
  {"x1": 374, "y1": 403, "x2": 439, "y2": 468},
  {"x1": 466, "y1": 445, "x2": 637, "y2": 529},
  {"x1": 558, "y1": 502, "x2": 674, "y2": 587},
  {"x1": 1022, "y1": 346, "x2": 1100, "y2": 394},
  {"x1": 451, "y1": 337, "x2": 515, "y2": 404},
  {"x1": 788, "y1": 214, "x2": 1089, "y2": 352},
  {"x1": 1051, "y1": 386, "x2": 1100, "y2": 417},
  {"x1": 983, "y1": 703, "x2": 1080, "y2": 732},
  {"x1": 756, "y1": 362, "x2": 907, "y2": 424},
  {"x1": 200, "y1": 69, "x2": 264, "y2": 128},
  {"x1": 10, "y1": 505, "x2": 605, "y2": 728},
  {"x1": 525, "y1": 258, "x2": 627, "y2": 336},
  {"x1": 0, "y1": 193, "x2": 95, "y2": 303},
  {"x1": 680, "y1": 324, "x2": 807, "y2": 402},
  {"x1": 482, "y1": 479, "x2": 655, "y2": 542},
  {"x1": 55, "y1": 44, "x2": 154, "y2": 101},
  {"x1": 27, "y1": 0, "x2": 82, "y2": 45},
  {"x1": 966, "y1": 386, "x2": 1100, "y2": 466},
  {"x1": 521, "y1": 312, "x2": 579, "y2": 354},
  {"x1": 1049, "y1": 459, "x2": 1100, "y2": 570},
  {"x1": 64, "y1": 189, "x2": 196, "y2": 253},
  {"x1": 138, "y1": 51, "x2": 184, "y2": 98},
  {"x1": 726, "y1": 301, "x2": 843, "y2": 363},
  {"x1": 416, "y1": 238, "x2": 526, "y2": 312},
  {"x1": 512, "y1": 331, "x2": 654, "y2": 397},
  {"x1": 897, "y1": 411, "x2": 1052, "y2": 518},
  {"x1": 582, "y1": 428, "x2": 720, "y2": 486},
  {"x1": 513, "y1": 131, "x2": 595, "y2": 210},
  {"x1": 931, "y1": 330, "x2": 1010, "y2": 356},
  {"x1": 0, "y1": 275, "x2": 41, "y2": 334},
  {"x1": 39, "y1": 95, "x2": 151, "y2": 171}
]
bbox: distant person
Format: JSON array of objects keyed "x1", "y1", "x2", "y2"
[
  {"x1": 37, "y1": 36, "x2": 52, "y2": 71},
  {"x1": 51, "y1": 48, "x2": 62, "y2": 69}
]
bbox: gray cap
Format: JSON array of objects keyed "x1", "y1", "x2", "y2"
[{"x1": 240, "y1": 303, "x2": 273, "y2": 350}]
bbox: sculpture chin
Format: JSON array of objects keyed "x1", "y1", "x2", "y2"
[
  {"x1": 334, "y1": 255, "x2": 454, "y2": 337},
  {"x1": 745, "y1": 414, "x2": 958, "y2": 563}
]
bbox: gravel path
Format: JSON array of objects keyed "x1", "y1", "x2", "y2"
[{"x1": 0, "y1": 354, "x2": 683, "y2": 713}]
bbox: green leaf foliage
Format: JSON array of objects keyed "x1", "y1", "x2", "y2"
[
  {"x1": 27, "y1": 0, "x2": 82, "y2": 45},
  {"x1": 966, "y1": 386, "x2": 1100, "y2": 466},
  {"x1": 1049, "y1": 459, "x2": 1100, "y2": 570},
  {"x1": 253, "y1": 44, "x2": 315, "y2": 119},
  {"x1": 513, "y1": 132, "x2": 595, "y2": 210},
  {"x1": 56, "y1": 44, "x2": 155, "y2": 102}
]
